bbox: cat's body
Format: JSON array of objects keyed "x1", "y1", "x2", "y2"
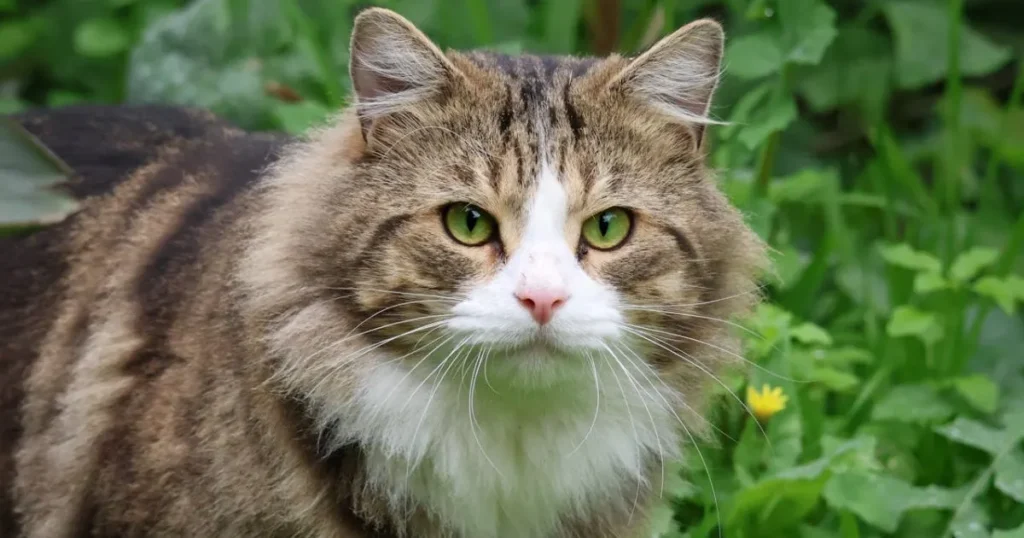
[{"x1": 0, "y1": 9, "x2": 764, "y2": 538}]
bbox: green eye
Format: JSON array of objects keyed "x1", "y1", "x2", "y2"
[
  {"x1": 582, "y1": 207, "x2": 632, "y2": 250},
  {"x1": 444, "y1": 203, "x2": 497, "y2": 246}
]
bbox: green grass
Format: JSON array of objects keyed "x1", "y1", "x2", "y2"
[{"x1": 2, "y1": 0, "x2": 1023, "y2": 536}]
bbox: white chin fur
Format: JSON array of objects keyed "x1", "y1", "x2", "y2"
[{"x1": 341, "y1": 341, "x2": 681, "y2": 538}]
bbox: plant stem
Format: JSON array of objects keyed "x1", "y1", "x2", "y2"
[
  {"x1": 465, "y1": 0, "x2": 496, "y2": 45},
  {"x1": 754, "y1": 67, "x2": 792, "y2": 198},
  {"x1": 981, "y1": 61, "x2": 1024, "y2": 215}
]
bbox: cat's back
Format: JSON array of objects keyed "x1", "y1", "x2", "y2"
[{"x1": 0, "y1": 105, "x2": 288, "y2": 536}]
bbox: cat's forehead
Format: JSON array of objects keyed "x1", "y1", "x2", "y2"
[
  {"x1": 443, "y1": 52, "x2": 616, "y2": 212},
  {"x1": 460, "y1": 52, "x2": 602, "y2": 84}
]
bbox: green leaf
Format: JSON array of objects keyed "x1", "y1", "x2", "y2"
[
  {"x1": 0, "y1": 17, "x2": 39, "y2": 59},
  {"x1": 994, "y1": 523, "x2": 1024, "y2": 538},
  {"x1": 646, "y1": 501, "x2": 680, "y2": 538},
  {"x1": 973, "y1": 276, "x2": 1024, "y2": 315},
  {"x1": 951, "y1": 375, "x2": 1000, "y2": 415},
  {"x1": 915, "y1": 272, "x2": 951, "y2": 294},
  {"x1": 726, "y1": 32, "x2": 784, "y2": 79},
  {"x1": 778, "y1": 0, "x2": 837, "y2": 65},
  {"x1": 951, "y1": 502, "x2": 992, "y2": 538},
  {"x1": 725, "y1": 83, "x2": 772, "y2": 138},
  {"x1": 127, "y1": 0, "x2": 322, "y2": 130},
  {"x1": 798, "y1": 26, "x2": 891, "y2": 114},
  {"x1": 0, "y1": 117, "x2": 78, "y2": 233},
  {"x1": 270, "y1": 101, "x2": 330, "y2": 135},
  {"x1": 74, "y1": 17, "x2": 131, "y2": 58},
  {"x1": 728, "y1": 438, "x2": 873, "y2": 532},
  {"x1": 886, "y1": 306, "x2": 942, "y2": 343},
  {"x1": 791, "y1": 322, "x2": 833, "y2": 347},
  {"x1": 823, "y1": 470, "x2": 965, "y2": 533},
  {"x1": 738, "y1": 95, "x2": 798, "y2": 150},
  {"x1": 872, "y1": 384, "x2": 955, "y2": 424},
  {"x1": 821, "y1": 347, "x2": 874, "y2": 367},
  {"x1": 809, "y1": 367, "x2": 860, "y2": 393},
  {"x1": 883, "y1": 1, "x2": 1012, "y2": 89},
  {"x1": 769, "y1": 168, "x2": 834, "y2": 204},
  {"x1": 541, "y1": 0, "x2": 581, "y2": 54},
  {"x1": 994, "y1": 451, "x2": 1024, "y2": 503},
  {"x1": 950, "y1": 247, "x2": 1001, "y2": 283},
  {"x1": 879, "y1": 243, "x2": 942, "y2": 273},
  {"x1": 935, "y1": 417, "x2": 1024, "y2": 455}
]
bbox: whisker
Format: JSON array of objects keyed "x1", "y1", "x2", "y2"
[
  {"x1": 568, "y1": 351, "x2": 602, "y2": 456},
  {"x1": 613, "y1": 343, "x2": 736, "y2": 444},
  {"x1": 619, "y1": 327, "x2": 774, "y2": 453},
  {"x1": 600, "y1": 353, "x2": 644, "y2": 525},
  {"x1": 320, "y1": 285, "x2": 464, "y2": 303},
  {"x1": 342, "y1": 298, "x2": 459, "y2": 340},
  {"x1": 482, "y1": 343, "x2": 500, "y2": 395},
  {"x1": 620, "y1": 285, "x2": 766, "y2": 311},
  {"x1": 373, "y1": 333, "x2": 458, "y2": 412},
  {"x1": 405, "y1": 338, "x2": 472, "y2": 482},
  {"x1": 623, "y1": 323, "x2": 804, "y2": 384},
  {"x1": 468, "y1": 350, "x2": 505, "y2": 479},
  {"x1": 303, "y1": 314, "x2": 454, "y2": 372},
  {"x1": 601, "y1": 342, "x2": 665, "y2": 501},
  {"x1": 621, "y1": 306, "x2": 767, "y2": 343}
]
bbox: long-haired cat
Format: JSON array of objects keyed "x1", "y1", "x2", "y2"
[{"x1": 0, "y1": 8, "x2": 764, "y2": 537}]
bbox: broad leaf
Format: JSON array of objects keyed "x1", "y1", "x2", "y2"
[
  {"x1": 994, "y1": 523, "x2": 1024, "y2": 538},
  {"x1": 883, "y1": 2, "x2": 1012, "y2": 89},
  {"x1": 74, "y1": 17, "x2": 131, "y2": 58},
  {"x1": 950, "y1": 247, "x2": 1000, "y2": 283},
  {"x1": 791, "y1": 322, "x2": 833, "y2": 347},
  {"x1": 778, "y1": 0, "x2": 837, "y2": 65},
  {"x1": 974, "y1": 276, "x2": 1024, "y2": 315},
  {"x1": 809, "y1": 367, "x2": 860, "y2": 393},
  {"x1": 951, "y1": 502, "x2": 992, "y2": 538},
  {"x1": 879, "y1": 243, "x2": 942, "y2": 274},
  {"x1": 951, "y1": 375, "x2": 1000, "y2": 415},
  {"x1": 738, "y1": 95, "x2": 797, "y2": 150},
  {"x1": 824, "y1": 470, "x2": 965, "y2": 532},
  {"x1": 915, "y1": 272, "x2": 951, "y2": 294},
  {"x1": 728, "y1": 438, "x2": 872, "y2": 533},
  {"x1": 726, "y1": 32, "x2": 784, "y2": 79},
  {"x1": 936, "y1": 417, "x2": 1024, "y2": 455},
  {"x1": 886, "y1": 306, "x2": 942, "y2": 344},
  {"x1": 127, "y1": 0, "x2": 326, "y2": 130},
  {"x1": 799, "y1": 26, "x2": 891, "y2": 115},
  {"x1": 873, "y1": 384, "x2": 954, "y2": 424},
  {"x1": 0, "y1": 117, "x2": 77, "y2": 233},
  {"x1": 994, "y1": 451, "x2": 1024, "y2": 503}
]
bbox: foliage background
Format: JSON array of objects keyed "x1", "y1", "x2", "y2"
[{"x1": 2, "y1": 0, "x2": 1024, "y2": 536}]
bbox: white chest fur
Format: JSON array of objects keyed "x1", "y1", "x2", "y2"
[{"x1": 337, "y1": 353, "x2": 680, "y2": 538}]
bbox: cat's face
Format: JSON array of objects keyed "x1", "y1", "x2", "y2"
[{"x1": 247, "y1": 8, "x2": 763, "y2": 403}]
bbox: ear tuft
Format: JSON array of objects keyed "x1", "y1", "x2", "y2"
[
  {"x1": 609, "y1": 19, "x2": 725, "y2": 131},
  {"x1": 349, "y1": 8, "x2": 456, "y2": 119}
]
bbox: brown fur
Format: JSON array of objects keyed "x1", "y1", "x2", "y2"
[{"x1": 1, "y1": 9, "x2": 764, "y2": 538}]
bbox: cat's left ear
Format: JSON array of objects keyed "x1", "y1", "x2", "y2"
[
  {"x1": 349, "y1": 8, "x2": 460, "y2": 129},
  {"x1": 608, "y1": 19, "x2": 724, "y2": 147}
]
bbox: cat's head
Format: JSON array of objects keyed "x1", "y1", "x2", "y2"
[{"x1": 245, "y1": 8, "x2": 765, "y2": 421}]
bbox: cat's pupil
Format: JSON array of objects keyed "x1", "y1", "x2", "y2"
[
  {"x1": 465, "y1": 207, "x2": 480, "y2": 231},
  {"x1": 598, "y1": 212, "x2": 612, "y2": 236}
]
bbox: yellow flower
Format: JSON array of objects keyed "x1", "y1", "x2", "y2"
[{"x1": 746, "y1": 384, "x2": 789, "y2": 422}]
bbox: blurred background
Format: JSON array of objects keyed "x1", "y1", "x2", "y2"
[{"x1": 2, "y1": 1, "x2": 1024, "y2": 537}]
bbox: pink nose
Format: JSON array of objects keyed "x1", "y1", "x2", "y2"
[{"x1": 514, "y1": 288, "x2": 567, "y2": 325}]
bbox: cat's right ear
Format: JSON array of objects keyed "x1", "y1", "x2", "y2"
[{"x1": 349, "y1": 8, "x2": 458, "y2": 131}]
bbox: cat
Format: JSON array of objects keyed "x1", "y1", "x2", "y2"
[{"x1": 0, "y1": 7, "x2": 764, "y2": 538}]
